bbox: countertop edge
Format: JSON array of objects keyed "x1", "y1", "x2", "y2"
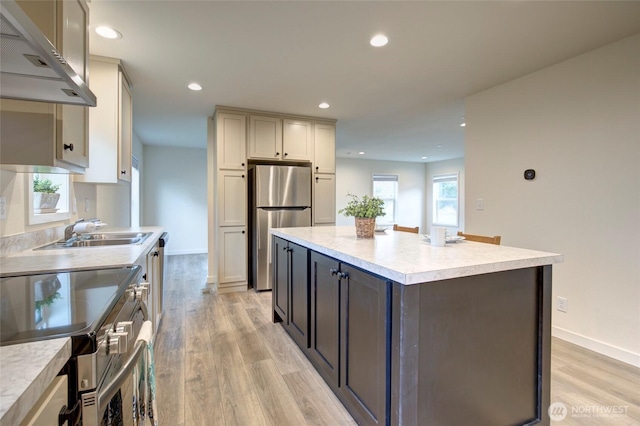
[
  {"x1": 0, "y1": 338, "x2": 72, "y2": 425},
  {"x1": 0, "y1": 226, "x2": 164, "y2": 276},
  {"x1": 271, "y1": 227, "x2": 564, "y2": 284}
]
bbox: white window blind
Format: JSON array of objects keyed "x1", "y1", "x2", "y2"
[
  {"x1": 373, "y1": 174, "x2": 398, "y2": 226},
  {"x1": 432, "y1": 173, "x2": 459, "y2": 227}
]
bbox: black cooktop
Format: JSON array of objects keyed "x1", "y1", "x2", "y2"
[{"x1": 0, "y1": 266, "x2": 140, "y2": 346}]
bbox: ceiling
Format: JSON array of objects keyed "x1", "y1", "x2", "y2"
[{"x1": 88, "y1": 1, "x2": 640, "y2": 163}]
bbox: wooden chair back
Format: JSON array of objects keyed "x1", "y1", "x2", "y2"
[
  {"x1": 393, "y1": 224, "x2": 419, "y2": 234},
  {"x1": 457, "y1": 231, "x2": 501, "y2": 245}
]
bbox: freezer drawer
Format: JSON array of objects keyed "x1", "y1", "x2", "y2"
[{"x1": 253, "y1": 207, "x2": 311, "y2": 291}]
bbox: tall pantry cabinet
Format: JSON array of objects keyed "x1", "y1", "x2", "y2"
[{"x1": 208, "y1": 106, "x2": 336, "y2": 293}]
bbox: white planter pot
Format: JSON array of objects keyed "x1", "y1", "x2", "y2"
[{"x1": 34, "y1": 192, "x2": 60, "y2": 213}]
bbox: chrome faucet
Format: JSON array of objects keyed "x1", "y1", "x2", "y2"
[{"x1": 64, "y1": 218, "x2": 84, "y2": 240}]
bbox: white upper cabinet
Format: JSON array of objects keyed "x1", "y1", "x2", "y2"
[
  {"x1": 118, "y1": 73, "x2": 133, "y2": 181},
  {"x1": 76, "y1": 56, "x2": 132, "y2": 183},
  {"x1": 248, "y1": 115, "x2": 282, "y2": 160},
  {"x1": 217, "y1": 112, "x2": 247, "y2": 170},
  {"x1": 283, "y1": 119, "x2": 313, "y2": 161},
  {"x1": 313, "y1": 123, "x2": 336, "y2": 174},
  {"x1": 0, "y1": 0, "x2": 90, "y2": 173}
]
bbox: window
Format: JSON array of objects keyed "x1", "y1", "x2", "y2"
[
  {"x1": 27, "y1": 173, "x2": 72, "y2": 225},
  {"x1": 432, "y1": 173, "x2": 459, "y2": 227},
  {"x1": 131, "y1": 156, "x2": 140, "y2": 227},
  {"x1": 373, "y1": 174, "x2": 398, "y2": 226}
]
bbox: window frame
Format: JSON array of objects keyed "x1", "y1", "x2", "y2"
[
  {"x1": 432, "y1": 172, "x2": 459, "y2": 228},
  {"x1": 26, "y1": 173, "x2": 72, "y2": 225}
]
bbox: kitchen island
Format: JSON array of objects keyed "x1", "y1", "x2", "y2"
[{"x1": 270, "y1": 226, "x2": 563, "y2": 426}]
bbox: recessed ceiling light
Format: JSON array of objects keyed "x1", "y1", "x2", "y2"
[
  {"x1": 95, "y1": 26, "x2": 121, "y2": 39},
  {"x1": 187, "y1": 83, "x2": 202, "y2": 91},
  {"x1": 436, "y1": 145, "x2": 443, "y2": 149},
  {"x1": 460, "y1": 122, "x2": 466, "y2": 127},
  {"x1": 358, "y1": 151, "x2": 365, "y2": 155},
  {"x1": 421, "y1": 156, "x2": 428, "y2": 160},
  {"x1": 370, "y1": 34, "x2": 388, "y2": 47},
  {"x1": 319, "y1": 102, "x2": 330, "y2": 109}
]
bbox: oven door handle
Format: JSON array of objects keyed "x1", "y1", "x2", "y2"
[{"x1": 96, "y1": 321, "x2": 152, "y2": 414}]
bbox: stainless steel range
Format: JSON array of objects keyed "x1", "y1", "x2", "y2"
[{"x1": 0, "y1": 265, "x2": 149, "y2": 425}]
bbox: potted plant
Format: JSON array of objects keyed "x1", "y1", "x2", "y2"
[
  {"x1": 33, "y1": 175, "x2": 61, "y2": 213},
  {"x1": 338, "y1": 193, "x2": 385, "y2": 238}
]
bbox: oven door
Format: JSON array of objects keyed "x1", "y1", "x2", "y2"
[{"x1": 81, "y1": 308, "x2": 154, "y2": 426}]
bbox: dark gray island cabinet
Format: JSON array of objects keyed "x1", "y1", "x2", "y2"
[{"x1": 270, "y1": 227, "x2": 563, "y2": 426}]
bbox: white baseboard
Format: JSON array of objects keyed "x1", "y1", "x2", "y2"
[
  {"x1": 552, "y1": 326, "x2": 640, "y2": 368},
  {"x1": 166, "y1": 249, "x2": 207, "y2": 256}
]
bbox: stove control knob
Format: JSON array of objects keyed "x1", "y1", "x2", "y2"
[
  {"x1": 107, "y1": 331, "x2": 129, "y2": 355},
  {"x1": 128, "y1": 283, "x2": 149, "y2": 303},
  {"x1": 80, "y1": 379, "x2": 89, "y2": 389},
  {"x1": 116, "y1": 321, "x2": 133, "y2": 336}
]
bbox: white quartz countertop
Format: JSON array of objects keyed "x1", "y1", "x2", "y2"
[
  {"x1": 0, "y1": 226, "x2": 164, "y2": 276},
  {"x1": 0, "y1": 338, "x2": 71, "y2": 425},
  {"x1": 271, "y1": 226, "x2": 563, "y2": 285}
]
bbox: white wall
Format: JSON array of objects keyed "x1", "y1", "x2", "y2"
[
  {"x1": 336, "y1": 158, "x2": 426, "y2": 232},
  {"x1": 425, "y1": 157, "x2": 465, "y2": 235},
  {"x1": 465, "y1": 34, "x2": 640, "y2": 366},
  {"x1": 143, "y1": 145, "x2": 208, "y2": 255},
  {"x1": 95, "y1": 183, "x2": 130, "y2": 227}
]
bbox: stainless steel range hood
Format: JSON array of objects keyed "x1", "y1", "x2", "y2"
[{"x1": 0, "y1": 0, "x2": 96, "y2": 106}]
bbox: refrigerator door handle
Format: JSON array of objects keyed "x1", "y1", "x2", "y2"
[
  {"x1": 259, "y1": 206, "x2": 309, "y2": 211},
  {"x1": 266, "y1": 211, "x2": 272, "y2": 267}
]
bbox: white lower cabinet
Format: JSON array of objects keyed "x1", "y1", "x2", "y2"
[
  {"x1": 21, "y1": 375, "x2": 68, "y2": 426},
  {"x1": 146, "y1": 243, "x2": 160, "y2": 335},
  {"x1": 218, "y1": 171, "x2": 247, "y2": 227},
  {"x1": 313, "y1": 174, "x2": 336, "y2": 225},
  {"x1": 136, "y1": 243, "x2": 160, "y2": 336},
  {"x1": 218, "y1": 227, "x2": 247, "y2": 292}
]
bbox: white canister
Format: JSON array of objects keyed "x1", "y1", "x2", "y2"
[{"x1": 430, "y1": 226, "x2": 447, "y2": 247}]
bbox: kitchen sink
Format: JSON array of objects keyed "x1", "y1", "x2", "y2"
[{"x1": 35, "y1": 232, "x2": 152, "y2": 250}]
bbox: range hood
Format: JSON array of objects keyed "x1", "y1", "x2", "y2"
[{"x1": 0, "y1": 0, "x2": 96, "y2": 106}]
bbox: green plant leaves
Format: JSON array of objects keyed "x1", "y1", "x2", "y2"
[{"x1": 337, "y1": 193, "x2": 385, "y2": 218}]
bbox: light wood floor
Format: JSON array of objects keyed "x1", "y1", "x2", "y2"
[{"x1": 154, "y1": 254, "x2": 640, "y2": 425}]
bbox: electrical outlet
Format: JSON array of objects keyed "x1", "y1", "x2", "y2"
[
  {"x1": 557, "y1": 297, "x2": 568, "y2": 313},
  {"x1": 476, "y1": 198, "x2": 484, "y2": 210},
  {"x1": 0, "y1": 196, "x2": 6, "y2": 220}
]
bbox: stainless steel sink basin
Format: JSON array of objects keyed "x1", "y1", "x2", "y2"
[{"x1": 35, "y1": 232, "x2": 152, "y2": 250}]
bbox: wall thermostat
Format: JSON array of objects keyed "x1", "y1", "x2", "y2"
[{"x1": 524, "y1": 169, "x2": 536, "y2": 180}]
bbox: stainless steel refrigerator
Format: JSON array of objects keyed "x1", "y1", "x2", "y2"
[{"x1": 249, "y1": 165, "x2": 311, "y2": 291}]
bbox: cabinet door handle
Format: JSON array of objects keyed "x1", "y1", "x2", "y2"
[
  {"x1": 242, "y1": 230, "x2": 245, "y2": 234},
  {"x1": 64, "y1": 143, "x2": 74, "y2": 151},
  {"x1": 329, "y1": 268, "x2": 338, "y2": 276},
  {"x1": 153, "y1": 251, "x2": 159, "y2": 257},
  {"x1": 142, "y1": 273, "x2": 147, "y2": 280},
  {"x1": 121, "y1": 170, "x2": 127, "y2": 175},
  {"x1": 284, "y1": 152, "x2": 288, "y2": 157},
  {"x1": 337, "y1": 272, "x2": 349, "y2": 280},
  {"x1": 275, "y1": 152, "x2": 280, "y2": 157},
  {"x1": 241, "y1": 162, "x2": 245, "y2": 167},
  {"x1": 283, "y1": 246, "x2": 288, "y2": 252},
  {"x1": 315, "y1": 177, "x2": 319, "y2": 182},
  {"x1": 315, "y1": 166, "x2": 319, "y2": 171},
  {"x1": 241, "y1": 174, "x2": 245, "y2": 178}
]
